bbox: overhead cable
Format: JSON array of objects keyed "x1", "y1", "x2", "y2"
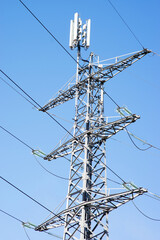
[
  {"x1": 0, "y1": 69, "x2": 77, "y2": 140},
  {"x1": 132, "y1": 200, "x2": 160, "y2": 221},
  {"x1": 0, "y1": 176, "x2": 86, "y2": 238},
  {"x1": 33, "y1": 155, "x2": 69, "y2": 180},
  {"x1": 145, "y1": 192, "x2": 160, "y2": 203},
  {"x1": 0, "y1": 70, "x2": 41, "y2": 110},
  {"x1": 104, "y1": 90, "x2": 160, "y2": 151},
  {"x1": 148, "y1": 191, "x2": 160, "y2": 200},
  {"x1": 0, "y1": 124, "x2": 69, "y2": 180},
  {"x1": 0, "y1": 125, "x2": 33, "y2": 151},
  {"x1": 0, "y1": 175, "x2": 53, "y2": 213},
  {"x1": 125, "y1": 128, "x2": 152, "y2": 151},
  {"x1": 145, "y1": 193, "x2": 160, "y2": 202},
  {"x1": 0, "y1": 208, "x2": 24, "y2": 224},
  {"x1": 23, "y1": 227, "x2": 32, "y2": 240},
  {"x1": 125, "y1": 129, "x2": 160, "y2": 151},
  {"x1": 107, "y1": 178, "x2": 122, "y2": 185},
  {"x1": 18, "y1": 0, "x2": 80, "y2": 67},
  {"x1": 107, "y1": 0, "x2": 144, "y2": 49},
  {"x1": 104, "y1": 164, "x2": 126, "y2": 184},
  {"x1": 104, "y1": 90, "x2": 120, "y2": 108},
  {"x1": 0, "y1": 208, "x2": 62, "y2": 239},
  {"x1": 0, "y1": 209, "x2": 32, "y2": 240},
  {"x1": 0, "y1": 76, "x2": 37, "y2": 109}
]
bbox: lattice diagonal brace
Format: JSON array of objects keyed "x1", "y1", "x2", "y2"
[{"x1": 37, "y1": 49, "x2": 150, "y2": 240}]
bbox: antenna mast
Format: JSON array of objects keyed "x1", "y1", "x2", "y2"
[{"x1": 36, "y1": 13, "x2": 151, "y2": 239}]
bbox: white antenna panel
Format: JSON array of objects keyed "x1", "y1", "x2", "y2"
[
  {"x1": 69, "y1": 13, "x2": 91, "y2": 49},
  {"x1": 73, "y1": 12, "x2": 79, "y2": 41},
  {"x1": 69, "y1": 20, "x2": 74, "y2": 48},
  {"x1": 86, "y1": 19, "x2": 91, "y2": 48}
]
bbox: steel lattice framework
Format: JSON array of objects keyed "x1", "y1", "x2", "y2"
[{"x1": 36, "y1": 47, "x2": 151, "y2": 239}]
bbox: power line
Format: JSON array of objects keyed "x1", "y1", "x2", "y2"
[
  {"x1": 0, "y1": 124, "x2": 69, "y2": 181},
  {"x1": 0, "y1": 175, "x2": 72, "y2": 233},
  {"x1": 0, "y1": 208, "x2": 24, "y2": 224},
  {"x1": 104, "y1": 90, "x2": 150, "y2": 151},
  {"x1": 104, "y1": 90, "x2": 160, "y2": 151},
  {"x1": 18, "y1": 0, "x2": 79, "y2": 66},
  {"x1": 124, "y1": 129, "x2": 160, "y2": 151},
  {"x1": 0, "y1": 125, "x2": 33, "y2": 151},
  {"x1": 23, "y1": 227, "x2": 32, "y2": 240},
  {"x1": 145, "y1": 193, "x2": 160, "y2": 202},
  {"x1": 104, "y1": 90, "x2": 120, "y2": 108},
  {"x1": 33, "y1": 155, "x2": 69, "y2": 180},
  {"x1": 107, "y1": 0, "x2": 144, "y2": 49},
  {"x1": 0, "y1": 208, "x2": 63, "y2": 239},
  {"x1": 0, "y1": 175, "x2": 87, "y2": 238},
  {"x1": 0, "y1": 175, "x2": 52, "y2": 213},
  {"x1": 145, "y1": 192, "x2": 160, "y2": 202},
  {"x1": 23, "y1": 224, "x2": 63, "y2": 239},
  {"x1": 94, "y1": 151, "x2": 127, "y2": 184},
  {"x1": 0, "y1": 76, "x2": 37, "y2": 109},
  {"x1": 0, "y1": 209, "x2": 32, "y2": 240},
  {"x1": 125, "y1": 127, "x2": 152, "y2": 151},
  {"x1": 105, "y1": 164, "x2": 126, "y2": 184},
  {"x1": 0, "y1": 69, "x2": 78, "y2": 146},
  {"x1": 0, "y1": 69, "x2": 77, "y2": 140},
  {"x1": 132, "y1": 200, "x2": 160, "y2": 221},
  {"x1": 107, "y1": 178, "x2": 121, "y2": 185},
  {"x1": 0, "y1": 70, "x2": 41, "y2": 110}
]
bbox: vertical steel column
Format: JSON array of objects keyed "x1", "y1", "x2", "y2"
[
  {"x1": 63, "y1": 45, "x2": 81, "y2": 240},
  {"x1": 80, "y1": 53, "x2": 93, "y2": 239}
]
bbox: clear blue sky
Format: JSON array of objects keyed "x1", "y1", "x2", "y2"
[{"x1": 0, "y1": 0, "x2": 160, "y2": 239}]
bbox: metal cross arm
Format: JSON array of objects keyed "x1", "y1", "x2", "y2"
[
  {"x1": 44, "y1": 114, "x2": 140, "y2": 161},
  {"x1": 39, "y1": 49, "x2": 151, "y2": 112},
  {"x1": 93, "y1": 48, "x2": 151, "y2": 82},
  {"x1": 35, "y1": 187, "x2": 147, "y2": 231}
]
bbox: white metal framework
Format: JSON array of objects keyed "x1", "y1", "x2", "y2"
[{"x1": 36, "y1": 13, "x2": 151, "y2": 240}]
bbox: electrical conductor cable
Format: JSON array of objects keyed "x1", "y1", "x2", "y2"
[
  {"x1": 107, "y1": 0, "x2": 144, "y2": 49},
  {"x1": 0, "y1": 125, "x2": 69, "y2": 180},
  {"x1": 18, "y1": 0, "x2": 81, "y2": 67}
]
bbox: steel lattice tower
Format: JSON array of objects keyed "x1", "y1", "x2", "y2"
[{"x1": 36, "y1": 13, "x2": 151, "y2": 240}]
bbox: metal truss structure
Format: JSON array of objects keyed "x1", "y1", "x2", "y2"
[
  {"x1": 36, "y1": 47, "x2": 151, "y2": 239},
  {"x1": 40, "y1": 48, "x2": 150, "y2": 112},
  {"x1": 36, "y1": 188, "x2": 147, "y2": 231}
]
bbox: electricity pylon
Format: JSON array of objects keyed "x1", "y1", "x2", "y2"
[{"x1": 36, "y1": 13, "x2": 150, "y2": 240}]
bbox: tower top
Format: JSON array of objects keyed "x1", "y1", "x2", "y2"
[{"x1": 69, "y1": 12, "x2": 91, "y2": 50}]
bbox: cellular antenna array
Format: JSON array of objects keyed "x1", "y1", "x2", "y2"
[
  {"x1": 36, "y1": 13, "x2": 151, "y2": 239},
  {"x1": 69, "y1": 12, "x2": 91, "y2": 49}
]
